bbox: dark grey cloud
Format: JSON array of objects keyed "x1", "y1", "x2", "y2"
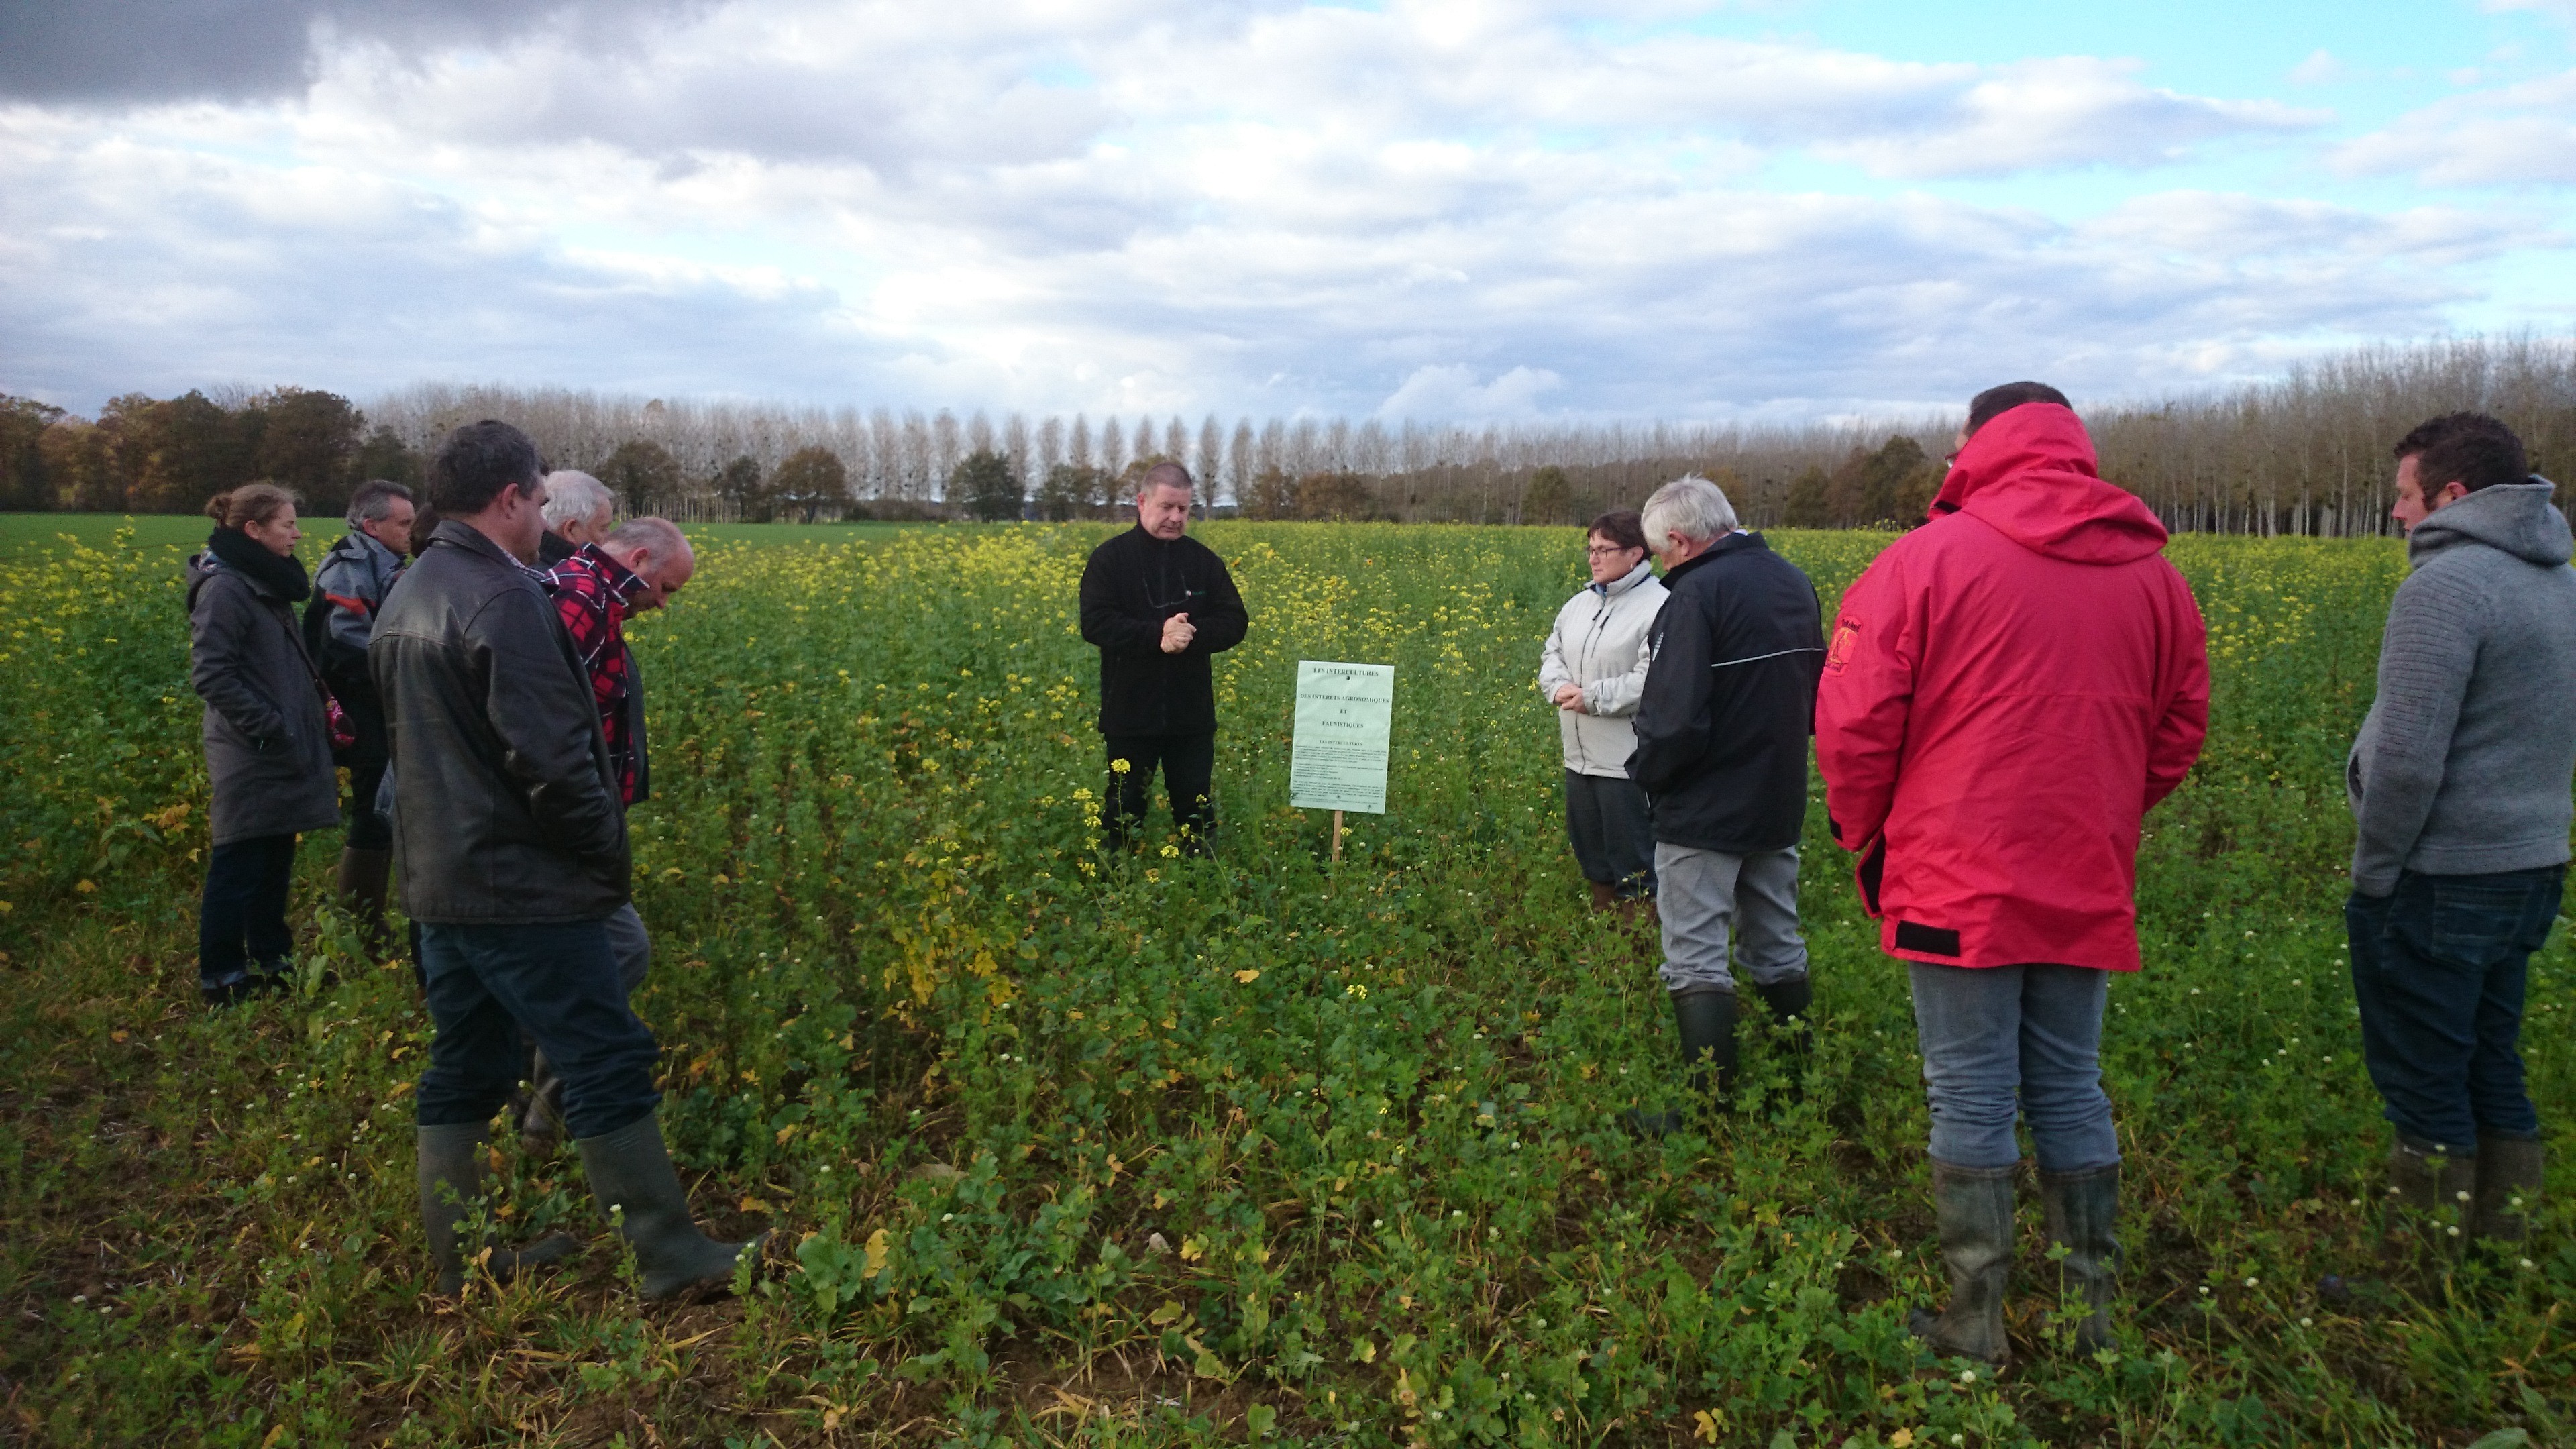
[{"x1": 0, "y1": 0, "x2": 699, "y2": 103}]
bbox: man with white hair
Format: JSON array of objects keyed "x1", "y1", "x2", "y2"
[
  {"x1": 539, "y1": 469, "x2": 619, "y2": 567},
  {"x1": 521, "y1": 515, "x2": 696, "y2": 1146},
  {"x1": 1622, "y1": 475, "x2": 1825, "y2": 1134}
]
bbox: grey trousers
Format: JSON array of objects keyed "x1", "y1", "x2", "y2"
[
  {"x1": 1654, "y1": 843, "x2": 1807, "y2": 995},
  {"x1": 527, "y1": 902, "x2": 652, "y2": 1138}
]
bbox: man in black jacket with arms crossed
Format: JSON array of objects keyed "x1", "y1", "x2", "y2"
[{"x1": 1079, "y1": 462, "x2": 1250, "y2": 851}]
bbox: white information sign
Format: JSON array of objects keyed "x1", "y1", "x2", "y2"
[{"x1": 1290, "y1": 660, "x2": 1395, "y2": 814}]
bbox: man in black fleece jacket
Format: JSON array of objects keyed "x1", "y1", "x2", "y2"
[{"x1": 1079, "y1": 462, "x2": 1249, "y2": 849}]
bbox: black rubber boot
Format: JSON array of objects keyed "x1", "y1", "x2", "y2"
[
  {"x1": 1909, "y1": 1158, "x2": 2017, "y2": 1364},
  {"x1": 576, "y1": 1114, "x2": 767, "y2": 1300},
  {"x1": 2471, "y1": 1134, "x2": 2542, "y2": 1244},
  {"x1": 2038, "y1": 1163, "x2": 2121, "y2": 1354},
  {"x1": 1624, "y1": 989, "x2": 1739, "y2": 1136},
  {"x1": 1674, "y1": 988, "x2": 1739, "y2": 1096},
  {"x1": 1752, "y1": 974, "x2": 1814, "y2": 1055},
  {"x1": 418, "y1": 1123, "x2": 576, "y2": 1295},
  {"x1": 2386, "y1": 1133, "x2": 2477, "y2": 1257}
]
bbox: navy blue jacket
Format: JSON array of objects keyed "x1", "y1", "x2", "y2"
[{"x1": 1627, "y1": 531, "x2": 1824, "y2": 853}]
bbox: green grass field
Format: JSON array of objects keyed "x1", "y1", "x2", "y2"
[{"x1": 1, "y1": 520, "x2": 2564, "y2": 1448}]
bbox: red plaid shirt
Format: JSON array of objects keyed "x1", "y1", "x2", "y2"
[{"x1": 540, "y1": 544, "x2": 650, "y2": 804}]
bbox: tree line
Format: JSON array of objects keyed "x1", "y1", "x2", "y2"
[{"x1": 5, "y1": 336, "x2": 2569, "y2": 533}]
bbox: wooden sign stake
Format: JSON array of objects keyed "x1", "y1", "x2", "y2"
[{"x1": 1331, "y1": 809, "x2": 1344, "y2": 862}]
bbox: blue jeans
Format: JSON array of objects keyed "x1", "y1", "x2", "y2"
[
  {"x1": 1565, "y1": 771, "x2": 1656, "y2": 896},
  {"x1": 2347, "y1": 865, "x2": 2561, "y2": 1151},
  {"x1": 199, "y1": 834, "x2": 298, "y2": 989},
  {"x1": 416, "y1": 918, "x2": 661, "y2": 1140},
  {"x1": 1909, "y1": 963, "x2": 2117, "y2": 1173}
]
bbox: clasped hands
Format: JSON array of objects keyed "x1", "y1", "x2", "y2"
[
  {"x1": 1551, "y1": 682, "x2": 1585, "y2": 712},
  {"x1": 1161, "y1": 612, "x2": 1196, "y2": 653}
]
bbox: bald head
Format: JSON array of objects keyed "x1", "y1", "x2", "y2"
[{"x1": 598, "y1": 516, "x2": 695, "y2": 612}]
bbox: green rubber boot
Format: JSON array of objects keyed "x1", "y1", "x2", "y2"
[
  {"x1": 2471, "y1": 1134, "x2": 2542, "y2": 1244},
  {"x1": 1909, "y1": 1158, "x2": 2017, "y2": 1364},
  {"x1": 2038, "y1": 1163, "x2": 2121, "y2": 1354},
  {"x1": 576, "y1": 1114, "x2": 767, "y2": 1300},
  {"x1": 2385, "y1": 1134, "x2": 2477, "y2": 1258},
  {"x1": 417, "y1": 1123, "x2": 576, "y2": 1295}
]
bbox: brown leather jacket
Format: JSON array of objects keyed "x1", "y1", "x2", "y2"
[{"x1": 370, "y1": 520, "x2": 629, "y2": 924}]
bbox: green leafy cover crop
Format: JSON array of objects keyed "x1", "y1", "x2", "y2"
[{"x1": 0, "y1": 521, "x2": 2564, "y2": 1448}]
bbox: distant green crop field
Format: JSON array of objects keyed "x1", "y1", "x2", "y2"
[
  {"x1": 10, "y1": 521, "x2": 2553, "y2": 1448},
  {"x1": 0, "y1": 512, "x2": 930, "y2": 560}
]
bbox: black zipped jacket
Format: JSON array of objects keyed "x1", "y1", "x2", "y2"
[
  {"x1": 1626, "y1": 531, "x2": 1825, "y2": 853},
  {"x1": 1079, "y1": 526, "x2": 1250, "y2": 735}
]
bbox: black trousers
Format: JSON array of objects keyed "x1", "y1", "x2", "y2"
[
  {"x1": 1564, "y1": 769, "x2": 1656, "y2": 896},
  {"x1": 199, "y1": 834, "x2": 299, "y2": 989},
  {"x1": 1104, "y1": 732, "x2": 1215, "y2": 845},
  {"x1": 340, "y1": 695, "x2": 392, "y2": 850},
  {"x1": 345, "y1": 759, "x2": 392, "y2": 850}
]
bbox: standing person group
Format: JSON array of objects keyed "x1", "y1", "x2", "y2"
[
  {"x1": 378, "y1": 421, "x2": 753, "y2": 1299},
  {"x1": 182, "y1": 421, "x2": 748, "y2": 1303},
  {"x1": 176, "y1": 396, "x2": 2573, "y2": 1337}
]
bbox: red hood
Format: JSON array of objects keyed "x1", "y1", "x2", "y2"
[{"x1": 1930, "y1": 403, "x2": 2168, "y2": 564}]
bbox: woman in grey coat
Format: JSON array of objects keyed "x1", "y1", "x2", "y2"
[
  {"x1": 187, "y1": 484, "x2": 341, "y2": 1005},
  {"x1": 1538, "y1": 509, "x2": 1667, "y2": 913}
]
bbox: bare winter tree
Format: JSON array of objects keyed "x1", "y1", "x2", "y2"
[
  {"x1": 1100, "y1": 415, "x2": 1128, "y2": 482},
  {"x1": 932, "y1": 409, "x2": 963, "y2": 498},
  {"x1": 1002, "y1": 413, "x2": 1032, "y2": 496},
  {"x1": 356, "y1": 335, "x2": 2573, "y2": 531},
  {"x1": 1228, "y1": 418, "x2": 1255, "y2": 506},
  {"x1": 1038, "y1": 415, "x2": 1066, "y2": 478}
]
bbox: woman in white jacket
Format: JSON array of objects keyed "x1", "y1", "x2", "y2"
[{"x1": 1538, "y1": 509, "x2": 1668, "y2": 912}]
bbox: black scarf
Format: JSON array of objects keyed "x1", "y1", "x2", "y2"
[{"x1": 206, "y1": 527, "x2": 311, "y2": 602}]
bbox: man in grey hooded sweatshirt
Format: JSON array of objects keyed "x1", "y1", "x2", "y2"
[{"x1": 2347, "y1": 410, "x2": 2576, "y2": 1251}]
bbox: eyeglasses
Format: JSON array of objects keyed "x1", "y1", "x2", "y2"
[{"x1": 1585, "y1": 544, "x2": 1638, "y2": 557}]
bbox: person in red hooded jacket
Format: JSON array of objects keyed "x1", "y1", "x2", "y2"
[{"x1": 1816, "y1": 382, "x2": 2209, "y2": 1364}]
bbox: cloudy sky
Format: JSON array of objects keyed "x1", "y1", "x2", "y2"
[{"x1": 2, "y1": 0, "x2": 2571, "y2": 422}]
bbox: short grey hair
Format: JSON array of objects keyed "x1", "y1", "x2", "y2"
[
  {"x1": 345, "y1": 478, "x2": 413, "y2": 529},
  {"x1": 542, "y1": 470, "x2": 617, "y2": 530},
  {"x1": 603, "y1": 516, "x2": 690, "y2": 559},
  {"x1": 1640, "y1": 475, "x2": 1737, "y2": 547}
]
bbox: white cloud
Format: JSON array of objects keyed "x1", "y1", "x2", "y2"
[
  {"x1": 2288, "y1": 49, "x2": 2348, "y2": 86},
  {"x1": 2483, "y1": 0, "x2": 2576, "y2": 26},
  {"x1": 2332, "y1": 68, "x2": 2576, "y2": 183},
  {"x1": 1376, "y1": 364, "x2": 1563, "y2": 421}
]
